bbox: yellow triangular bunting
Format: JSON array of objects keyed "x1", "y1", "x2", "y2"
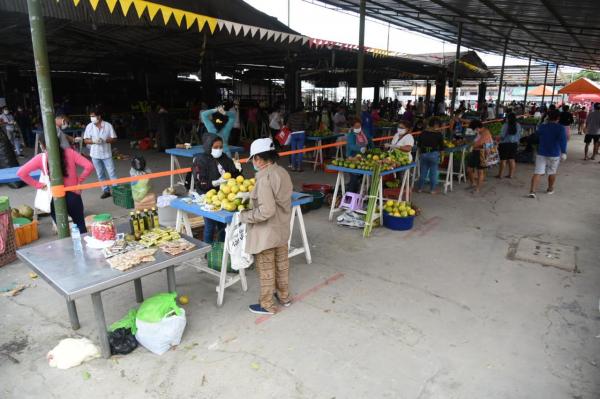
[
  {"x1": 118, "y1": 0, "x2": 133, "y2": 15},
  {"x1": 172, "y1": 9, "x2": 184, "y2": 26},
  {"x1": 206, "y1": 16, "x2": 217, "y2": 34},
  {"x1": 133, "y1": 0, "x2": 146, "y2": 18},
  {"x1": 196, "y1": 15, "x2": 207, "y2": 32},
  {"x1": 146, "y1": 2, "x2": 160, "y2": 21},
  {"x1": 89, "y1": 0, "x2": 100, "y2": 10},
  {"x1": 105, "y1": 0, "x2": 118, "y2": 13},
  {"x1": 160, "y1": 6, "x2": 173, "y2": 25},
  {"x1": 73, "y1": 0, "x2": 81, "y2": 6},
  {"x1": 184, "y1": 12, "x2": 197, "y2": 29}
]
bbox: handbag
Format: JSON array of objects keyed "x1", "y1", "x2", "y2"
[
  {"x1": 34, "y1": 153, "x2": 52, "y2": 214},
  {"x1": 225, "y1": 212, "x2": 253, "y2": 270},
  {"x1": 275, "y1": 126, "x2": 291, "y2": 146},
  {"x1": 479, "y1": 142, "x2": 499, "y2": 168}
]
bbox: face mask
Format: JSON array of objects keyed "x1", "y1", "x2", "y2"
[
  {"x1": 90, "y1": 116, "x2": 98, "y2": 124},
  {"x1": 3, "y1": 110, "x2": 8, "y2": 115},
  {"x1": 353, "y1": 127, "x2": 361, "y2": 133},
  {"x1": 397, "y1": 128, "x2": 406, "y2": 135},
  {"x1": 211, "y1": 148, "x2": 223, "y2": 158},
  {"x1": 253, "y1": 164, "x2": 260, "y2": 172},
  {"x1": 62, "y1": 122, "x2": 69, "y2": 129}
]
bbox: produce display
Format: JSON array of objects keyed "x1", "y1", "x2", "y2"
[
  {"x1": 486, "y1": 122, "x2": 503, "y2": 137},
  {"x1": 374, "y1": 119, "x2": 396, "y2": 128},
  {"x1": 203, "y1": 173, "x2": 255, "y2": 212},
  {"x1": 383, "y1": 200, "x2": 416, "y2": 218},
  {"x1": 331, "y1": 148, "x2": 411, "y2": 171},
  {"x1": 309, "y1": 123, "x2": 334, "y2": 137},
  {"x1": 385, "y1": 180, "x2": 400, "y2": 189},
  {"x1": 519, "y1": 117, "x2": 540, "y2": 125},
  {"x1": 12, "y1": 205, "x2": 34, "y2": 220}
]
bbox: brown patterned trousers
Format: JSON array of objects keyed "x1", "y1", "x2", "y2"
[{"x1": 255, "y1": 246, "x2": 290, "y2": 311}]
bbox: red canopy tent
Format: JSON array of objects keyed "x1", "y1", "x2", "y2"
[
  {"x1": 568, "y1": 93, "x2": 600, "y2": 103},
  {"x1": 558, "y1": 78, "x2": 600, "y2": 95},
  {"x1": 527, "y1": 85, "x2": 557, "y2": 96}
]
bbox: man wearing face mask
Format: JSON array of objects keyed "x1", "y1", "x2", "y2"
[
  {"x1": 83, "y1": 110, "x2": 118, "y2": 199},
  {"x1": 192, "y1": 134, "x2": 242, "y2": 244},
  {"x1": 55, "y1": 114, "x2": 75, "y2": 149},
  {"x1": 239, "y1": 137, "x2": 293, "y2": 315},
  {"x1": 0, "y1": 106, "x2": 23, "y2": 157}
]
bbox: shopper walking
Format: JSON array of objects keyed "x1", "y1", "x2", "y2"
[
  {"x1": 416, "y1": 117, "x2": 444, "y2": 194},
  {"x1": 240, "y1": 138, "x2": 293, "y2": 315},
  {"x1": 528, "y1": 110, "x2": 567, "y2": 198},
  {"x1": 466, "y1": 120, "x2": 493, "y2": 193},
  {"x1": 584, "y1": 103, "x2": 600, "y2": 160},
  {"x1": 18, "y1": 136, "x2": 93, "y2": 233},
  {"x1": 558, "y1": 105, "x2": 574, "y2": 141},
  {"x1": 83, "y1": 109, "x2": 118, "y2": 199},
  {"x1": 496, "y1": 113, "x2": 522, "y2": 179},
  {"x1": 285, "y1": 106, "x2": 307, "y2": 172}
]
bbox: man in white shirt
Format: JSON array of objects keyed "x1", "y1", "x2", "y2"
[{"x1": 83, "y1": 110, "x2": 118, "y2": 199}]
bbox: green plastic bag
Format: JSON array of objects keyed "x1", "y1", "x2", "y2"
[
  {"x1": 207, "y1": 241, "x2": 234, "y2": 273},
  {"x1": 109, "y1": 309, "x2": 138, "y2": 334},
  {"x1": 136, "y1": 292, "x2": 182, "y2": 323},
  {"x1": 131, "y1": 179, "x2": 151, "y2": 202}
]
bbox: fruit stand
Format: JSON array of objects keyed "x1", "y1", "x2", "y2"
[
  {"x1": 165, "y1": 145, "x2": 245, "y2": 190},
  {"x1": 305, "y1": 132, "x2": 345, "y2": 171},
  {"x1": 170, "y1": 192, "x2": 313, "y2": 306}
]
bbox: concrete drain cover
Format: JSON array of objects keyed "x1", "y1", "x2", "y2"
[{"x1": 512, "y1": 238, "x2": 577, "y2": 272}]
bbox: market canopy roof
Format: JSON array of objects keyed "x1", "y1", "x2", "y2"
[
  {"x1": 487, "y1": 65, "x2": 568, "y2": 86},
  {"x1": 406, "y1": 51, "x2": 493, "y2": 79},
  {"x1": 317, "y1": 0, "x2": 600, "y2": 69},
  {"x1": 558, "y1": 78, "x2": 600, "y2": 95},
  {"x1": 527, "y1": 85, "x2": 557, "y2": 96}
]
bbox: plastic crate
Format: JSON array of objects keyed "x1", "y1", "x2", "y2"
[
  {"x1": 112, "y1": 184, "x2": 135, "y2": 209},
  {"x1": 15, "y1": 220, "x2": 39, "y2": 248}
]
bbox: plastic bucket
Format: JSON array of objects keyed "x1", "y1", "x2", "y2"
[
  {"x1": 301, "y1": 183, "x2": 333, "y2": 194},
  {"x1": 382, "y1": 212, "x2": 414, "y2": 231},
  {"x1": 157, "y1": 206, "x2": 178, "y2": 227}
]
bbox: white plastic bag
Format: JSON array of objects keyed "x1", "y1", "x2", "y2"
[
  {"x1": 226, "y1": 212, "x2": 253, "y2": 270},
  {"x1": 135, "y1": 308, "x2": 186, "y2": 355},
  {"x1": 47, "y1": 338, "x2": 100, "y2": 369},
  {"x1": 34, "y1": 153, "x2": 52, "y2": 213}
]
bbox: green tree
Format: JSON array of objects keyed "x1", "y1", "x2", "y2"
[{"x1": 574, "y1": 70, "x2": 600, "y2": 81}]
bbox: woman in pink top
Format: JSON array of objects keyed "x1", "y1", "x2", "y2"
[{"x1": 18, "y1": 137, "x2": 94, "y2": 233}]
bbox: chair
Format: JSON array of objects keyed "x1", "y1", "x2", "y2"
[{"x1": 339, "y1": 192, "x2": 364, "y2": 212}]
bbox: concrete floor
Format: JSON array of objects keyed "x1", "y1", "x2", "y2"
[{"x1": 0, "y1": 133, "x2": 599, "y2": 399}]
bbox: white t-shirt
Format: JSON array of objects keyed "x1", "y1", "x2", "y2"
[
  {"x1": 269, "y1": 112, "x2": 282, "y2": 130},
  {"x1": 390, "y1": 132, "x2": 414, "y2": 162},
  {"x1": 83, "y1": 121, "x2": 117, "y2": 159}
]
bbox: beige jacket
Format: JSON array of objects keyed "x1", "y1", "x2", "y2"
[{"x1": 240, "y1": 163, "x2": 293, "y2": 255}]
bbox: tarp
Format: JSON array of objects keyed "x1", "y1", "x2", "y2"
[
  {"x1": 568, "y1": 93, "x2": 600, "y2": 103},
  {"x1": 527, "y1": 85, "x2": 557, "y2": 96},
  {"x1": 558, "y1": 78, "x2": 600, "y2": 95}
]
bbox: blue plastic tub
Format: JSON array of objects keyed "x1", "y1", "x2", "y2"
[{"x1": 382, "y1": 211, "x2": 415, "y2": 231}]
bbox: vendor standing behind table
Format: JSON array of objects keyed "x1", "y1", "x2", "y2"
[
  {"x1": 83, "y1": 109, "x2": 118, "y2": 199},
  {"x1": 496, "y1": 113, "x2": 522, "y2": 179},
  {"x1": 201, "y1": 104, "x2": 236, "y2": 157},
  {"x1": 239, "y1": 138, "x2": 293, "y2": 315},
  {"x1": 0, "y1": 106, "x2": 23, "y2": 157},
  {"x1": 345, "y1": 120, "x2": 369, "y2": 194},
  {"x1": 416, "y1": 117, "x2": 444, "y2": 195},
  {"x1": 192, "y1": 134, "x2": 242, "y2": 244},
  {"x1": 387, "y1": 120, "x2": 414, "y2": 161},
  {"x1": 285, "y1": 106, "x2": 307, "y2": 172},
  {"x1": 17, "y1": 136, "x2": 94, "y2": 233}
]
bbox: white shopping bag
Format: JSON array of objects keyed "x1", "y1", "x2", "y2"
[
  {"x1": 135, "y1": 309, "x2": 186, "y2": 355},
  {"x1": 34, "y1": 153, "x2": 52, "y2": 214},
  {"x1": 226, "y1": 212, "x2": 253, "y2": 270}
]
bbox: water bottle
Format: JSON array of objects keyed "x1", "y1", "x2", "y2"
[{"x1": 71, "y1": 224, "x2": 83, "y2": 253}]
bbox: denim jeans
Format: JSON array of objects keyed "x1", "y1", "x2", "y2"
[
  {"x1": 290, "y1": 132, "x2": 305, "y2": 170},
  {"x1": 204, "y1": 219, "x2": 225, "y2": 244},
  {"x1": 92, "y1": 157, "x2": 118, "y2": 192},
  {"x1": 51, "y1": 192, "x2": 87, "y2": 233},
  {"x1": 418, "y1": 151, "x2": 440, "y2": 191}
]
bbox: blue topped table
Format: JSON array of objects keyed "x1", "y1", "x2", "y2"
[
  {"x1": 0, "y1": 167, "x2": 40, "y2": 184},
  {"x1": 326, "y1": 163, "x2": 417, "y2": 228},
  {"x1": 170, "y1": 192, "x2": 313, "y2": 306},
  {"x1": 165, "y1": 145, "x2": 245, "y2": 190},
  {"x1": 305, "y1": 133, "x2": 346, "y2": 171}
]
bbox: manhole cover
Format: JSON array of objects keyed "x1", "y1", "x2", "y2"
[{"x1": 511, "y1": 238, "x2": 577, "y2": 272}]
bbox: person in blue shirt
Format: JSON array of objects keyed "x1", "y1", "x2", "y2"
[
  {"x1": 201, "y1": 104, "x2": 236, "y2": 156},
  {"x1": 529, "y1": 109, "x2": 567, "y2": 198},
  {"x1": 496, "y1": 112, "x2": 522, "y2": 179},
  {"x1": 345, "y1": 120, "x2": 369, "y2": 193},
  {"x1": 360, "y1": 104, "x2": 374, "y2": 145}
]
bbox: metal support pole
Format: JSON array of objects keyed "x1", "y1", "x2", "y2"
[
  {"x1": 523, "y1": 56, "x2": 531, "y2": 109},
  {"x1": 541, "y1": 63, "x2": 549, "y2": 107},
  {"x1": 495, "y1": 37, "x2": 508, "y2": 117},
  {"x1": 26, "y1": 0, "x2": 69, "y2": 238},
  {"x1": 550, "y1": 64, "x2": 559, "y2": 105},
  {"x1": 355, "y1": 0, "x2": 366, "y2": 118},
  {"x1": 450, "y1": 22, "x2": 463, "y2": 113}
]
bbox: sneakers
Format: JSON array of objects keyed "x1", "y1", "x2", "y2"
[
  {"x1": 528, "y1": 192, "x2": 536, "y2": 199},
  {"x1": 274, "y1": 293, "x2": 292, "y2": 307},
  {"x1": 546, "y1": 189, "x2": 554, "y2": 195},
  {"x1": 100, "y1": 191, "x2": 111, "y2": 199},
  {"x1": 248, "y1": 304, "x2": 275, "y2": 315}
]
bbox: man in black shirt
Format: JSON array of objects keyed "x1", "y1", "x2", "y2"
[
  {"x1": 559, "y1": 105, "x2": 574, "y2": 140},
  {"x1": 416, "y1": 117, "x2": 445, "y2": 194}
]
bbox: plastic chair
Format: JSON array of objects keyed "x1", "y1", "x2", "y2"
[{"x1": 339, "y1": 192, "x2": 364, "y2": 211}]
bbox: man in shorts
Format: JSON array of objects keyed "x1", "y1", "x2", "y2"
[
  {"x1": 529, "y1": 109, "x2": 567, "y2": 198},
  {"x1": 584, "y1": 103, "x2": 600, "y2": 160}
]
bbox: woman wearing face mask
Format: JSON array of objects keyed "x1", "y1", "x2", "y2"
[
  {"x1": 192, "y1": 134, "x2": 242, "y2": 244},
  {"x1": 201, "y1": 104, "x2": 236, "y2": 156},
  {"x1": 466, "y1": 120, "x2": 493, "y2": 193},
  {"x1": 387, "y1": 120, "x2": 414, "y2": 161},
  {"x1": 345, "y1": 120, "x2": 369, "y2": 193},
  {"x1": 239, "y1": 137, "x2": 293, "y2": 315}
]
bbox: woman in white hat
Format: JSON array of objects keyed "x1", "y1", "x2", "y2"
[{"x1": 239, "y1": 138, "x2": 293, "y2": 315}]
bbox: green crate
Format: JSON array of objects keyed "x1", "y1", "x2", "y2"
[
  {"x1": 207, "y1": 242, "x2": 234, "y2": 273},
  {"x1": 112, "y1": 184, "x2": 134, "y2": 209}
]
